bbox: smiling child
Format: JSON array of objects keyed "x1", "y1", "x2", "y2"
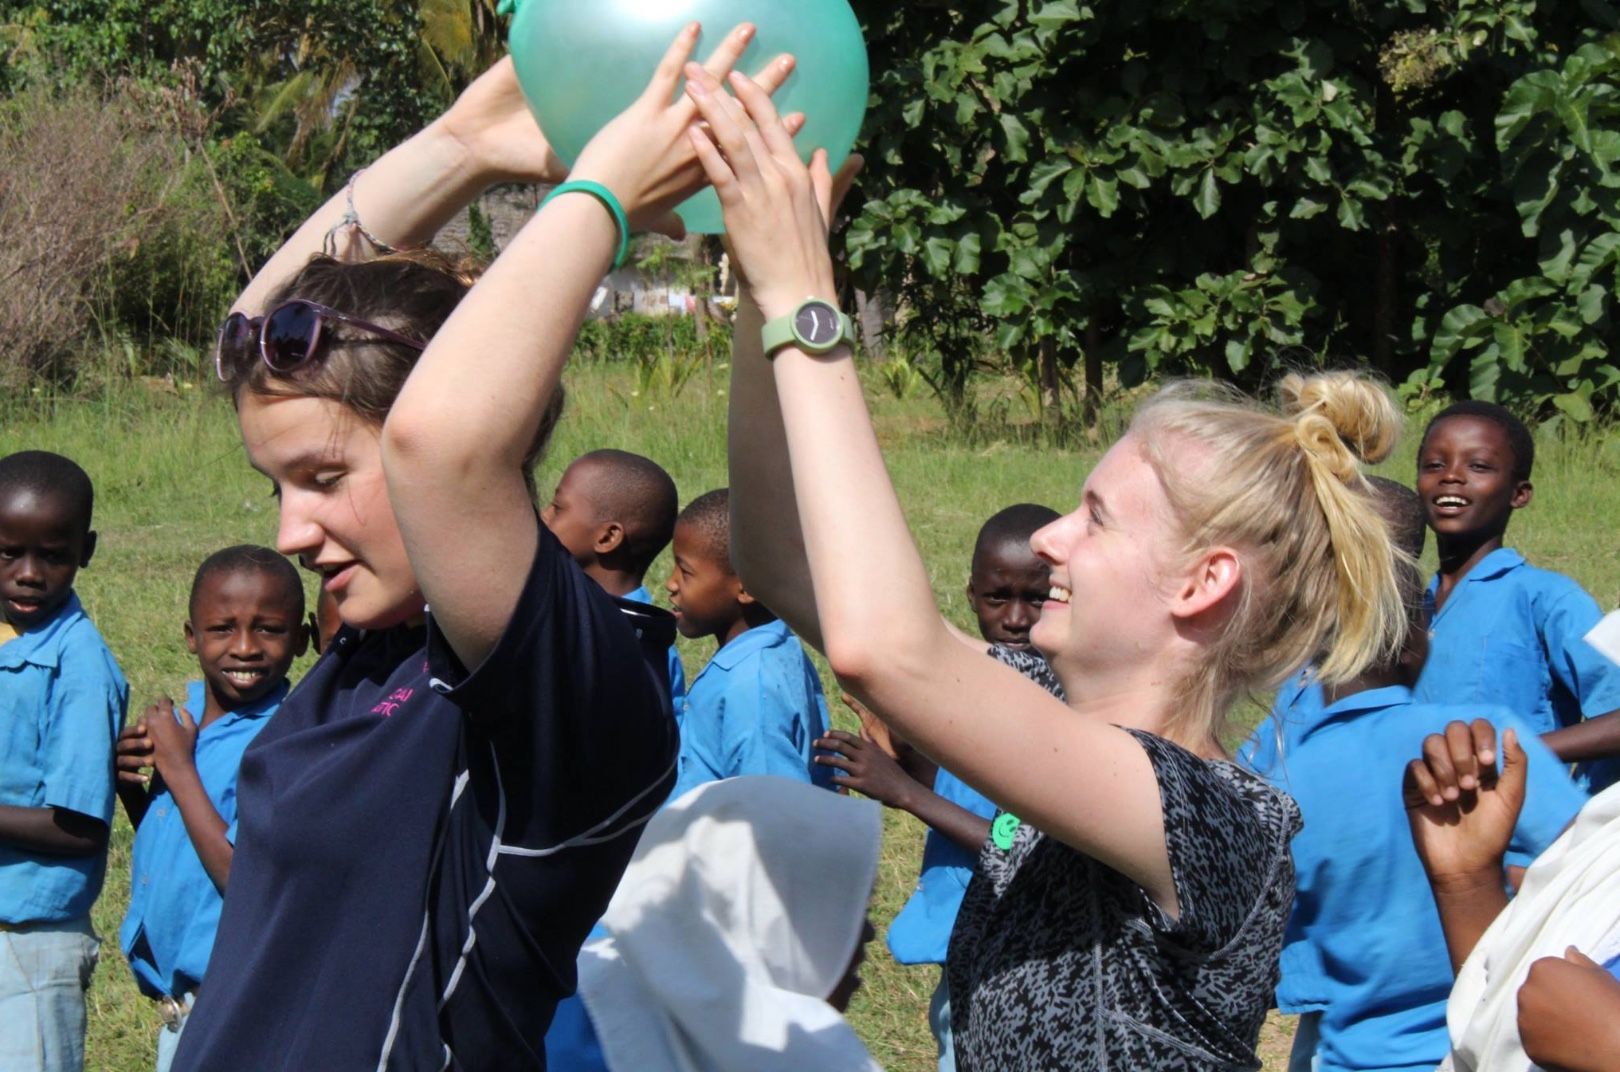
[
  {"x1": 0, "y1": 450, "x2": 128, "y2": 1072},
  {"x1": 1415, "y1": 402, "x2": 1620, "y2": 790},
  {"x1": 116, "y1": 546, "x2": 307, "y2": 1070},
  {"x1": 664, "y1": 488, "x2": 831, "y2": 797}
]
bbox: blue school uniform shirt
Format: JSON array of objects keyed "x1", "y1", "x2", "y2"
[
  {"x1": 886, "y1": 767, "x2": 998, "y2": 965},
  {"x1": 1242, "y1": 685, "x2": 1585, "y2": 1072},
  {"x1": 669, "y1": 618, "x2": 832, "y2": 800},
  {"x1": 120, "y1": 679, "x2": 284, "y2": 999},
  {"x1": 0, "y1": 592, "x2": 127, "y2": 923},
  {"x1": 1417, "y1": 547, "x2": 1620, "y2": 792},
  {"x1": 173, "y1": 528, "x2": 677, "y2": 1072},
  {"x1": 627, "y1": 585, "x2": 686, "y2": 717},
  {"x1": 1238, "y1": 668, "x2": 1326, "y2": 776}
]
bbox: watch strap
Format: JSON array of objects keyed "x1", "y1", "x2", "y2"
[{"x1": 761, "y1": 302, "x2": 857, "y2": 357}]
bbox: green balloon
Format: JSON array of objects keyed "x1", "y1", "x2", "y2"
[{"x1": 507, "y1": 0, "x2": 869, "y2": 234}]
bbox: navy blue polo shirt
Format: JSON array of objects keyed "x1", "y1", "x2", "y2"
[{"x1": 173, "y1": 528, "x2": 677, "y2": 1071}]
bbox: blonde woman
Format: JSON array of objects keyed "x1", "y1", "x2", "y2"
[{"x1": 683, "y1": 66, "x2": 1407, "y2": 1070}]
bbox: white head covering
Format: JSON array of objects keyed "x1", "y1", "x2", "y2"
[
  {"x1": 578, "y1": 776, "x2": 885, "y2": 1072},
  {"x1": 1443, "y1": 781, "x2": 1620, "y2": 1071}
]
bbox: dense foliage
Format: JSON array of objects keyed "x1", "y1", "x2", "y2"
[
  {"x1": 6, "y1": 0, "x2": 1620, "y2": 426},
  {"x1": 844, "y1": 0, "x2": 1620, "y2": 426}
]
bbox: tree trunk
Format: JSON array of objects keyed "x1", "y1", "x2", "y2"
[
  {"x1": 1084, "y1": 320, "x2": 1103, "y2": 431},
  {"x1": 1038, "y1": 337, "x2": 1061, "y2": 428},
  {"x1": 1374, "y1": 204, "x2": 1399, "y2": 377},
  {"x1": 855, "y1": 288, "x2": 887, "y2": 359}
]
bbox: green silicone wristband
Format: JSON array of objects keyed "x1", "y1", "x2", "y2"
[{"x1": 541, "y1": 180, "x2": 631, "y2": 271}]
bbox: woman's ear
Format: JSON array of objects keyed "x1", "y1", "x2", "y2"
[{"x1": 1168, "y1": 547, "x2": 1242, "y2": 623}]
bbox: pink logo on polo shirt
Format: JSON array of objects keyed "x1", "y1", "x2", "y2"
[{"x1": 372, "y1": 687, "x2": 415, "y2": 718}]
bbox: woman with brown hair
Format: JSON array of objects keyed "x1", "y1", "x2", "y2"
[{"x1": 170, "y1": 26, "x2": 785, "y2": 1072}]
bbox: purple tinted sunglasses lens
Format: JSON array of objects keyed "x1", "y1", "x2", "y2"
[
  {"x1": 262, "y1": 302, "x2": 322, "y2": 372},
  {"x1": 215, "y1": 312, "x2": 257, "y2": 380}
]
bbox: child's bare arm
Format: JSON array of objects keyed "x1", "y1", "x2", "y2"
[
  {"x1": 145, "y1": 699, "x2": 233, "y2": 892},
  {"x1": 816, "y1": 731, "x2": 991, "y2": 853},
  {"x1": 1540, "y1": 707, "x2": 1620, "y2": 763},
  {"x1": 843, "y1": 692, "x2": 938, "y2": 790},
  {"x1": 1404, "y1": 719, "x2": 1523, "y2": 972},
  {"x1": 0, "y1": 806, "x2": 106, "y2": 856}
]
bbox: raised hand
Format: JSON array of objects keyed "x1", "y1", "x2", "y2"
[
  {"x1": 684, "y1": 63, "x2": 840, "y2": 322},
  {"x1": 1403, "y1": 719, "x2": 1525, "y2": 885},
  {"x1": 144, "y1": 698, "x2": 201, "y2": 781},
  {"x1": 440, "y1": 57, "x2": 569, "y2": 186},
  {"x1": 569, "y1": 23, "x2": 800, "y2": 235}
]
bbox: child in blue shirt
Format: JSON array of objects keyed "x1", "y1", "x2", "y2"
[
  {"x1": 664, "y1": 488, "x2": 830, "y2": 798},
  {"x1": 1242, "y1": 479, "x2": 1588, "y2": 1072},
  {"x1": 1415, "y1": 401, "x2": 1620, "y2": 791},
  {"x1": 0, "y1": 450, "x2": 128, "y2": 1072},
  {"x1": 543, "y1": 449, "x2": 686, "y2": 710},
  {"x1": 115, "y1": 546, "x2": 307, "y2": 1071},
  {"x1": 1245, "y1": 476, "x2": 1416, "y2": 775},
  {"x1": 815, "y1": 503, "x2": 1061, "y2": 1072}
]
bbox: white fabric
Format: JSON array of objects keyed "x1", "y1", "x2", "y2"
[
  {"x1": 1445, "y1": 781, "x2": 1620, "y2": 1071},
  {"x1": 578, "y1": 776, "x2": 885, "y2": 1072}
]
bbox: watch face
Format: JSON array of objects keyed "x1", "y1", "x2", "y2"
[{"x1": 794, "y1": 302, "x2": 842, "y2": 348}]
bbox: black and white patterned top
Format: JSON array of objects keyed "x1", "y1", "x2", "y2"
[{"x1": 947, "y1": 648, "x2": 1302, "y2": 1071}]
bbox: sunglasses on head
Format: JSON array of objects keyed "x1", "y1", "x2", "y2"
[{"x1": 214, "y1": 299, "x2": 426, "y2": 383}]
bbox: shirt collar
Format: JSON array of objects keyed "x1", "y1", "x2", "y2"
[
  {"x1": 0, "y1": 593, "x2": 85, "y2": 670},
  {"x1": 710, "y1": 619, "x2": 792, "y2": 671},
  {"x1": 1312, "y1": 683, "x2": 1415, "y2": 729},
  {"x1": 186, "y1": 678, "x2": 290, "y2": 729},
  {"x1": 1426, "y1": 546, "x2": 1525, "y2": 616}
]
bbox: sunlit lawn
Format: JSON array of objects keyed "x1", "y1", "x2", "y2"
[{"x1": 9, "y1": 360, "x2": 1620, "y2": 1070}]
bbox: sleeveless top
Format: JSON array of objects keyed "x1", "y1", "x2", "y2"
[{"x1": 948, "y1": 649, "x2": 1301, "y2": 1070}]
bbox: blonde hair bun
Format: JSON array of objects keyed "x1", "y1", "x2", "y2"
[{"x1": 1278, "y1": 371, "x2": 1400, "y2": 469}]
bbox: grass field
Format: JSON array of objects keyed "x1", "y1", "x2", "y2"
[{"x1": 7, "y1": 361, "x2": 1620, "y2": 1071}]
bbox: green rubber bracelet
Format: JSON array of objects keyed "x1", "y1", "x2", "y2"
[{"x1": 541, "y1": 180, "x2": 631, "y2": 271}]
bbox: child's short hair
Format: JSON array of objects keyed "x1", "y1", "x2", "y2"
[
  {"x1": 973, "y1": 503, "x2": 1061, "y2": 570},
  {"x1": 1421, "y1": 401, "x2": 1535, "y2": 482},
  {"x1": 0, "y1": 450, "x2": 93, "y2": 531},
  {"x1": 190, "y1": 545, "x2": 306, "y2": 619},
  {"x1": 677, "y1": 489, "x2": 731, "y2": 569},
  {"x1": 575, "y1": 450, "x2": 679, "y2": 572},
  {"x1": 1365, "y1": 477, "x2": 1426, "y2": 562}
]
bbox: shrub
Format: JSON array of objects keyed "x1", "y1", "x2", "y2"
[{"x1": 0, "y1": 80, "x2": 246, "y2": 384}]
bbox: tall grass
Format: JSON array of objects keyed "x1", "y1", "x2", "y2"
[{"x1": 6, "y1": 367, "x2": 1620, "y2": 1070}]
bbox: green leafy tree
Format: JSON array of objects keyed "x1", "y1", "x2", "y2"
[{"x1": 844, "y1": 0, "x2": 1620, "y2": 427}]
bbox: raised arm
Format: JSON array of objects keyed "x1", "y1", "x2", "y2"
[
  {"x1": 382, "y1": 26, "x2": 790, "y2": 671},
  {"x1": 688, "y1": 69, "x2": 1176, "y2": 910},
  {"x1": 1404, "y1": 720, "x2": 1523, "y2": 972},
  {"x1": 234, "y1": 58, "x2": 567, "y2": 316},
  {"x1": 727, "y1": 287, "x2": 822, "y2": 649}
]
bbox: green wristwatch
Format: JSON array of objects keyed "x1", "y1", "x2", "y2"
[{"x1": 761, "y1": 299, "x2": 856, "y2": 357}]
